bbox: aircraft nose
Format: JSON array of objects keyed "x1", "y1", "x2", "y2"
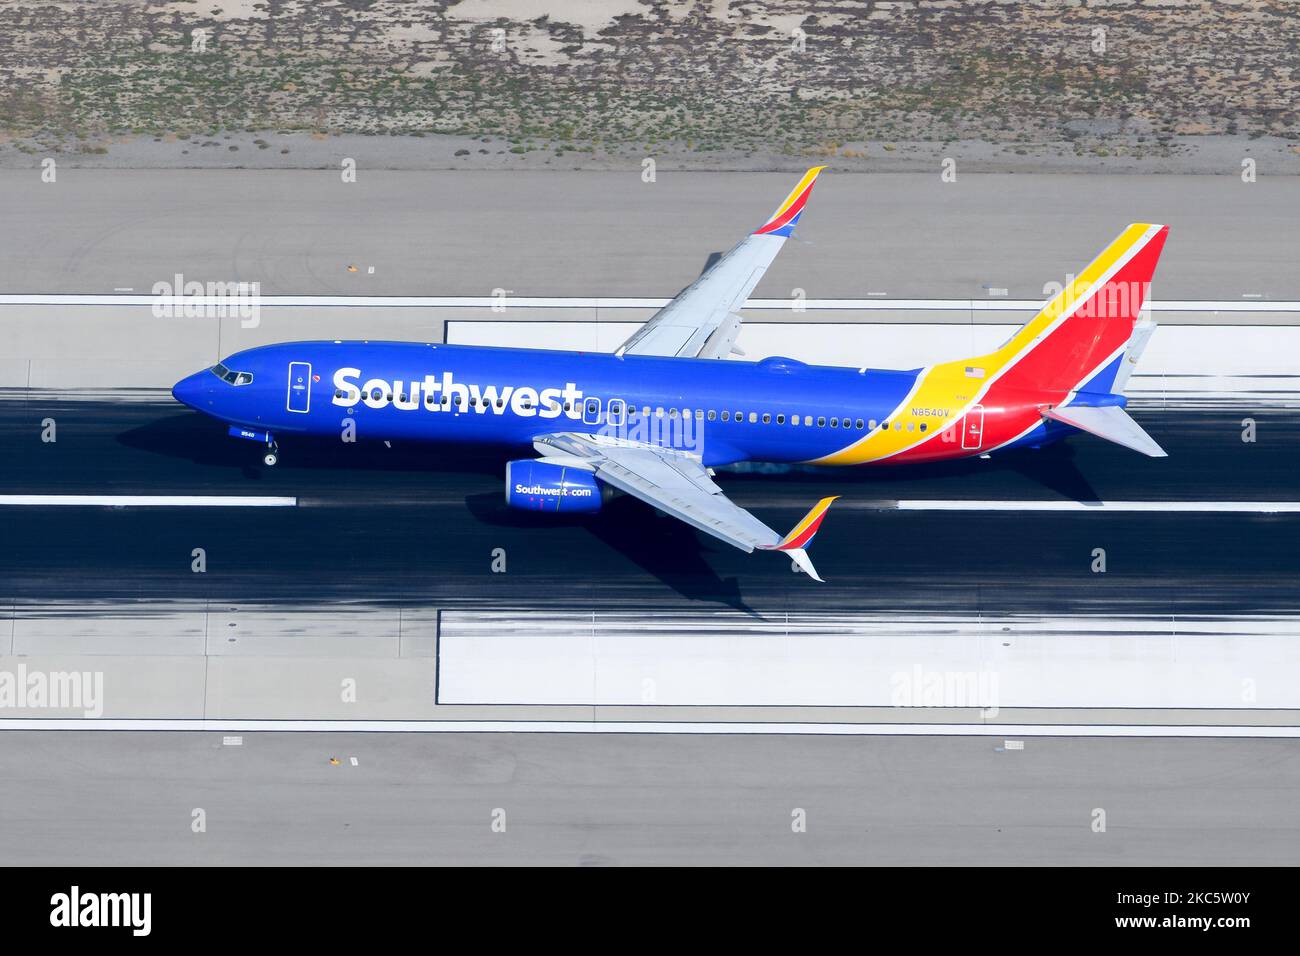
[{"x1": 171, "y1": 371, "x2": 209, "y2": 410}]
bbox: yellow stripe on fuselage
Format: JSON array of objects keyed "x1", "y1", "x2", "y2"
[{"x1": 810, "y1": 223, "x2": 1155, "y2": 465}]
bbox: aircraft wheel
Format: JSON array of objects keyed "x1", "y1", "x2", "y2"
[{"x1": 262, "y1": 451, "x2": 279, "y2": 467}]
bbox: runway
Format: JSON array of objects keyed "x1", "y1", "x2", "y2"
[
  {"x1": 0, "y1": 732, "x2": 1294, "y2": 866},
  {"x1": 1, "y1": 397, "x2": 1296, "y2": 617},
  {"x1": 2, "y1": 392, "x2": 1297, "y2": 866},
  {"x1": 3, "y1": 167, "x2": 1298, "y2": 865},
  {"x1": 3, "y1": 169, "x2": 1299, "y2": 299}
]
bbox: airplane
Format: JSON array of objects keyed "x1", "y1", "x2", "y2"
[{"x1": 172, "y1": 167, "x2": 1170, "y2": 581}]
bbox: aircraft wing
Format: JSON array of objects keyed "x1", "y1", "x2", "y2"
[
  {"x1": 615, "y1": 167, "x2": 826, "y2": 360},
  {"x1": 533, "y1": 432, "x2": 838, "y2": 580}
]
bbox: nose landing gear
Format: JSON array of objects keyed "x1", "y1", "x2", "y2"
[{"x1": 262, "y1": 440, "x2": 279, "y2": 467}]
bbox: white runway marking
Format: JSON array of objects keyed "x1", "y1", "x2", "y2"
[
  {"x1": 0, "y1": 719, "x2": 1294, "y2": 738},
  {"x1": 0, "y1": 495, "x2": 297, "y2": 507},
  {"x1": 895, "y1": 500, "x2": 1300, "y2": 514}
]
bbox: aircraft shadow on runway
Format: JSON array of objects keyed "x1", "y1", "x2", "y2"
[
  {"x1": 464, "y1": 491, "x2": 760, "y2": 613},
  {"x1": 119, "y1": 409, "x2": 1106, "y2": 612}
]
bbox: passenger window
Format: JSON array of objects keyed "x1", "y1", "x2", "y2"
[
  {"x1": 830, "y1": 418, "x2": 839, "y2": 428},
  {"x1": 762, "y1": 413, "x2": 771, "y2": 424},
  {"x1": 919, "y1": 422, "x2": 928, "y2": 432},
  {"x1": 856, "y1": 419, "x2": 864, "y2": 429},
  {"x1": 791, "y1": 415, "x2": 799, "y2": 426},
  {"x1": 721, "y1": 411, "x2": 730, "y2": 422},
  {"x1": 708, "y1": 410, "x2": 716, "y2": 421},
  {"x1": 869, "y1": 420, "x2": 877, "y2": 430},
  {"x1": 804, "y1": 416, "x2": 813, "y2": 426},
  {"x1": 817, "y1": 417, "x2": 826, "y2": 427},
  {"x1": 777, "y1": 414, "x2": 785, "y2": 425},
  {"x1": 748, "y1": 412, "x2": 757, "y2": 423}
]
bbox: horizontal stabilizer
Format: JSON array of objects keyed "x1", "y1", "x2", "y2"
[{"x1": 1043, "y1": 404, "x2": 1167, "y2": 458}]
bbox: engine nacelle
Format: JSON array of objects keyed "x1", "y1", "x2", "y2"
[{"x1": 505, "y1": 459, "x2": 604, "y2": 514}]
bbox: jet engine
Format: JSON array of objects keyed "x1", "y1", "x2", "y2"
[{"x1": 505, "y1": 459, "x2": 606, "y2": 513}]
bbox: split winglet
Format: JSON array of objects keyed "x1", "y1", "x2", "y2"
[
  {"x1": 758, "y1": 495, "x2": 840, "y2": 582},
  {"x1": 753, "y1": 166, "x2": 827, "y2": 237}
]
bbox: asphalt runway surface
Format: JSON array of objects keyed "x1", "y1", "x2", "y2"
[
  {"x1": 0, "y1": 732, "x2": 1294, "y2": 866},
  {"x1": 2, "y1": 397, "x2": 1296, "y2": 618},
  {"x1": 2, "y1": 170, "x2": 1298, "y2": 300},
  {"x1": 3, "y1": 397, "x2": 1297, "y2": 865}
]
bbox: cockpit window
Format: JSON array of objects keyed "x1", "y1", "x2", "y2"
[{"x1": 209, "y1": 363, "x2": 252, "y2": 386}]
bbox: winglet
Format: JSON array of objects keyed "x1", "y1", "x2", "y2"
[
  {"x1": 754, "y1": 166, "x2": 827, "y2": 237},
  {"x1": 758, "y1": 495, "x2": 839, "y2": 581}
]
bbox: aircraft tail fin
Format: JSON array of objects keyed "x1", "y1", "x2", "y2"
[
  {"x1": 758, "y1": 495, "x2": 839, "y2": 582},
  {"x1": 1077, "y1": 319, "x2": 1158, "y2": 396},
  {"x1": 978, "y1": 223, "x2": 1169, "y2": 395}
]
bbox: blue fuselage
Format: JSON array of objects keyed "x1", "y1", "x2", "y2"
[{"x1": 173, "y1": 340, "x2": 937, "y2": 467}]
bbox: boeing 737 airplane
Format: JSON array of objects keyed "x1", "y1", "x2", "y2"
[{"x1": 172, "y1": 168, "x2": 1169, "y2": 580}]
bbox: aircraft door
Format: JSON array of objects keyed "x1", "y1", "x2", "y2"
[
  {"x1": 961, "y1": 404, "x2": 984, "y2": 450},
  {"x1": 287, "y1": 362, "x2": 311, "y2": 414},
  {"x1": 582, "y1": 397, "x2": 602, "y2": 425}
]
